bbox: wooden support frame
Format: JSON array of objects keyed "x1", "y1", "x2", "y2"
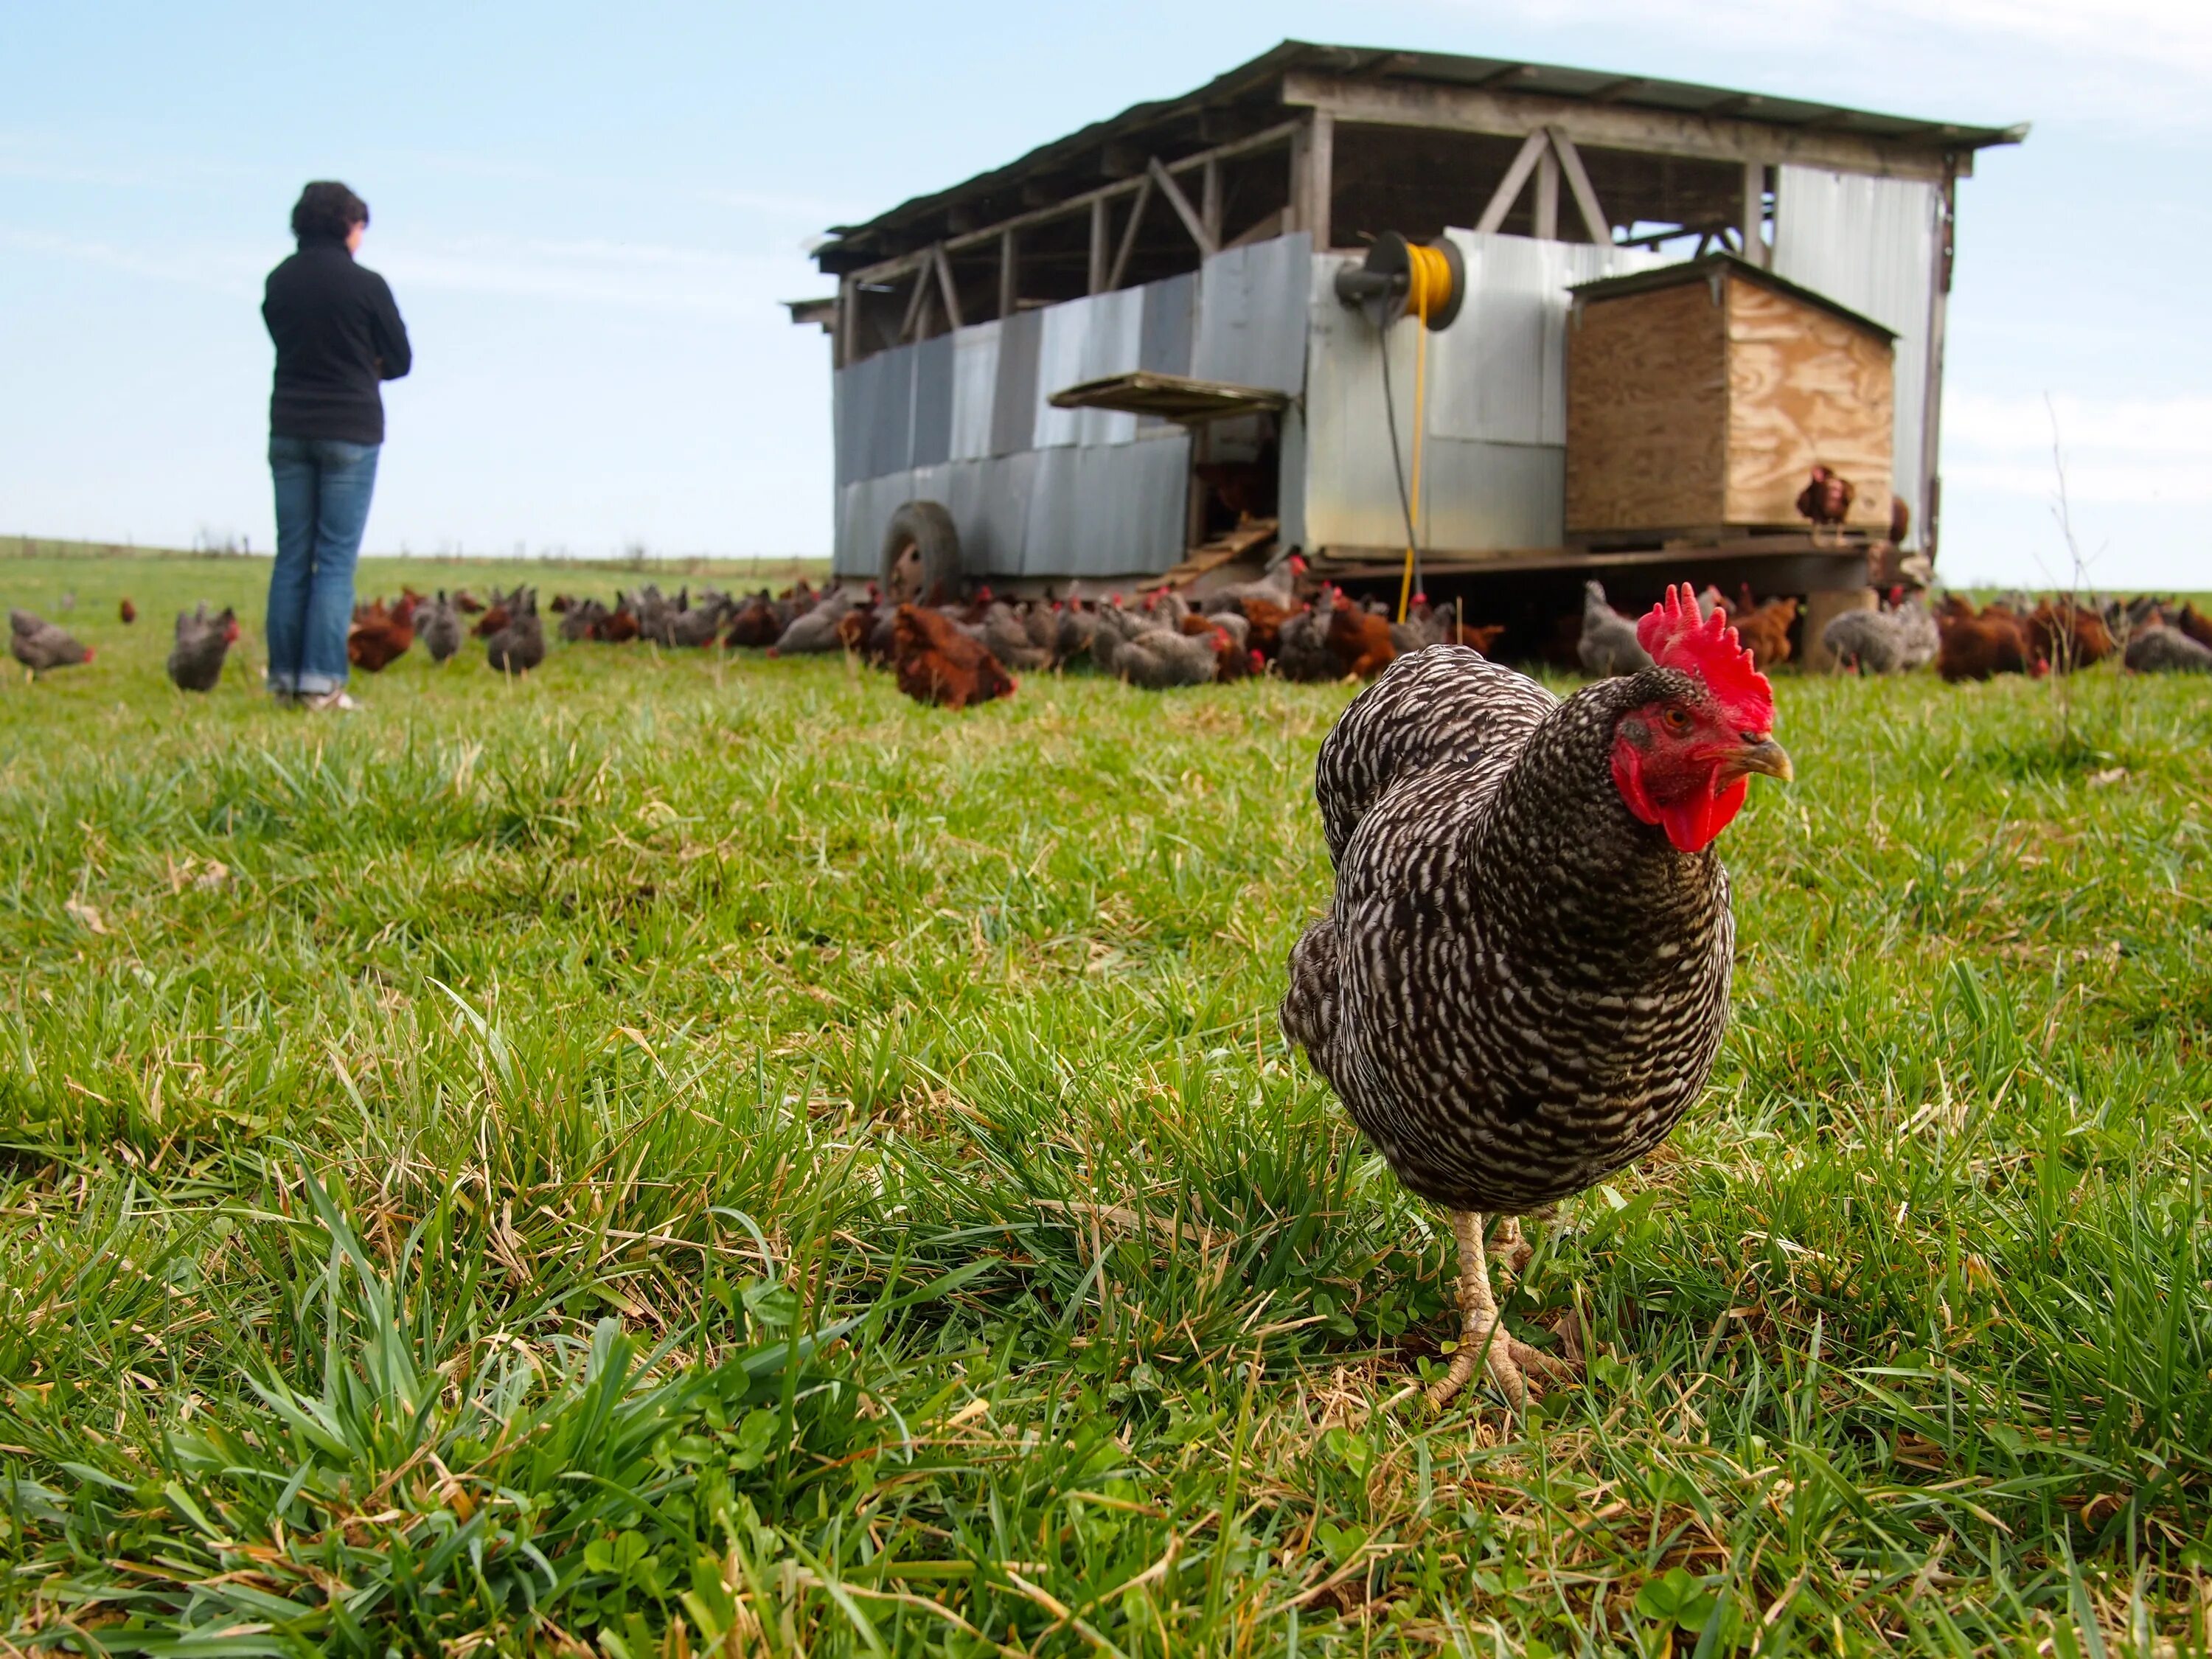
[
  {"x1": 1475, "y1": 131, "x2": 1549, "y2": 234},
  {"x1": 1548, "y1": 128, "x2": 1612, "y2": 243},
  {"x1": 1107, "y1": 175, "x2": 1153, "y2": 291},
  {"x1": 931, "y1": 243, "x2": 964, "y2": 330},
  {"x1": 847, "y1": 118, "x2": 1301, "y2": 288},
  {"x1": 997, "y1": 228, "x2": 1017, "y2": 320},
  {"x1": 1282, "y1": 70, "x2": 1955, "y2": 183},
  {"x1": 1533, "y1": 142, "x2": 1560, "y2": 241},
  {"x1": 1088, "y1": 197, "x2": 1108, "y2": 296},
  {"x1": 1298, "y1": 110, "x2": 1334, "y2": 250},
  {"x1": 1740, "y1": 161, "x2": 1767, "y2": 268},
  {"x1": 898, "y1": 257, "x2": 932, "y2": 341},
  {"x1": 1148, "y1": 156, "x2": 1217, "y2": 256},
  {"x1": 1201, "y1": 156, "x2": 1222, "y2": 247},
  {"x1": 1920, "y1": 157, "x2": 1958, "y2": 559}
]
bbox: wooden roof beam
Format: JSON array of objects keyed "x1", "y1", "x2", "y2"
[
  {"x1": 846, "y1": 119, "x2": 1300, "y2": 285},
  {"x1": 1283, "y1": 69, "x2": 1956, "y2": 182}
]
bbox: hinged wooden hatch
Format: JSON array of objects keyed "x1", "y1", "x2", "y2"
[{"x1": 1048, "y1": 370, "x2": 1290, "y2": 424}]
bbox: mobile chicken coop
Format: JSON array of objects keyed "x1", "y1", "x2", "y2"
[{"x1": 791, "y1": 41, "x2": 2023, "y2": 605}]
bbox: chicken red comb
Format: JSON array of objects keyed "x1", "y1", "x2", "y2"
[{"x1": 1637, "y1": 582, "x2": 1773, "y2": 733}]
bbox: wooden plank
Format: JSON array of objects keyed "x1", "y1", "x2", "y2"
[
  {"x1": 998, "y1": 228, "x2": 1018, "y2": 320},
  {"x1": 1474, "y1": 131, "x2": 1548, "y2": 234},
  {"x1": 1202, "y1": 156, "x2": 1222, "y2": 248},
  {"x1": 1564, "y1": 277, "x2": 1731, "y2": 532},
  {"x1": 1088, "y1": 197, "x2": 1108, "y2": 296},
  {"x1": 1281, "y1": 71, "x2": 1955, "y2": 183},
  {"x1": 1548, "y1": 129, "x2": 1612, "y2": 244},
  {"x1": 1047, "y1": 369, "x2": 1287, "y2": 420},
  {"x1": 932, "y1": 243, "x2": 964, "y2": 330},
  {"x1": 835, "y1": 276, "x2": 855, "y2": 369},
  {"x1": 1149, "y1": 156, "x2": 1217, "y2": 255},
  {"x1": 1107, "y1": 175, "x2": 1152, "y2": 291},
  {"x1": 849, "y1": 119, "x2": 1302, "y2": 284},
  {"x1": 1301, "y1": 111, "x2": 1334, "y2": 251},
  {"x1": 1722, "y1": 274, "x2": 1893, "y2": 529},
  {"x1": 899, "y1": 258, "x2": 932, "y2": 342},
  {"x1": 1919, "y1": 160, "x2": 1956, "y2": 557},
  {"x1": 1740, "y1": 161, "x2": 1767, "y2": 268},
  {"x1": 1533, "y1": 142, "x2": 1560, "y2": 241}
]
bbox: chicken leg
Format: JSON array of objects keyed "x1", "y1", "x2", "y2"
[{"x1": 1427, "y1": 1211, "x2": 1576, "y2": 1412}]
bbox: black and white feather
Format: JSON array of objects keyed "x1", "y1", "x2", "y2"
[{"x1": 1283, "y1": 644, "x2": 1735, "y2": 1215}]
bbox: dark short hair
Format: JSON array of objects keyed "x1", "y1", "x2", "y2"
[{"x1": 291, "y1": 181, "x2": 369, "y2": 243}]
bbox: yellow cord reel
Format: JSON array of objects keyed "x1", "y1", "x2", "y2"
[
  {"x1": 1332, "y1": 232, "x2": 1465, "y2": 330},
  {"x1": 1334, "y1": 233, "x2": 1465, "y2": 619}
]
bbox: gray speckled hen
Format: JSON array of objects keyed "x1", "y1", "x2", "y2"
[{"x1": 1282, "y1": 585, "x2": 1791, "y2": 1410}]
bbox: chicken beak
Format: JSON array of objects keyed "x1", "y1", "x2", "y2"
[{"x1": 1719, "y1": 736, "x2": 1794, "y2": 785}]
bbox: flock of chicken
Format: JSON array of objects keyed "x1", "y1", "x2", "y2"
[
  {"x1": 318, "y1": 554, "x2": 1509, "y2": 709},
  {"x1": 10, "y1": 569, "x2": 2212, "y2": 698}
]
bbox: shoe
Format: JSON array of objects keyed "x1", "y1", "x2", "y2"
[{"x1": 301, "y1": 689, "x2": 361, "y2": 712}]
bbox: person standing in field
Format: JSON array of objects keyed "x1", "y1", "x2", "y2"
[{"x1": 261, "y1": 181, "x2": 410, "y2": 709}]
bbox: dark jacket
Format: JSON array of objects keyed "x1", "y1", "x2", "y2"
[{"x1": 262, "y1": 236, "x2": 411, "y2": 444}]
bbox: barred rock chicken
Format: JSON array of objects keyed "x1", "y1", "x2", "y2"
[
  {"x1": 1282, "y1": 587, "x2": 1791, "y2": 1410},
  {"x1": 420, "y1": 592, "x2": 464, "y2": 664},
  {"x1": 484, "y1": 589, "x2": 545, "y2": 675},
  {"x1": 1576, "y1": 581, "x2": 1650, "y2": 678},
  {"x1": 10, "y1": 610, "x2": 92, "y2": 678},
  {"x1": 166, "y1": 604, "x2": 238, "y2": 692},
  {"x1": 2124, "y1": 621, "x2": 2212, "y2": 674}
]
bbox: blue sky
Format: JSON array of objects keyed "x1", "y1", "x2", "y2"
[{"x1": 3, "y1": 1, "x2": 2208, "y2": 588}]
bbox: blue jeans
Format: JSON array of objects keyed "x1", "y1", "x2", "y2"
[{"x1": 265, "y1": 436, "x2": 380, "y2": 695}]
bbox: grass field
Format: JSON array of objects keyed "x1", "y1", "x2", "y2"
[{"x1": 2, "y1": 550, "x2": 2210, "y2": 1656}]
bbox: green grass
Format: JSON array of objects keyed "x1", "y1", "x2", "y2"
[{"x1": 1, "y1": 551, "x2": 2210, "y2": 1656}]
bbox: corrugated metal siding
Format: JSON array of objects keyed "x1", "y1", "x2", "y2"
[
  {"x1": 990, "y1": 308, "x2": 1043, "y2": 456},
  {"x1": 910, "y1": 333, "x2": 954, "y2": 470},
  {"x1": 949, "y1": 320, "x2": 999, "y2": 462},
  {"x1": 1192, "y1": 232, "x2": 1312, "y2": 394},
  {"x1": 1139, "y1": 272, "x2": 1197, "y2": 375},
  {"x1": 828, "y1": 236, "x2": 1309, "y2": 580},
  {"x1": 1021, "y1": 434, "x2": 1190, "y2": 579},
  {"x1": 1429, "y1": 232, "x2": 1671, "y2": 446},
  {"x1": 1772, "y1": 166, "x2": 1937, "y2": 543},
  {"x1": 1033, "y1": 290, "x2": 1144, "y2": 449},
  {"x1": 1302, "y1": 231, "x2": 1663, "y2": 552}
]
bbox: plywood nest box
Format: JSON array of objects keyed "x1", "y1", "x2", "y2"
[{"x1": 1565, "y1": 254, "x2": 1896, "y2": 540}]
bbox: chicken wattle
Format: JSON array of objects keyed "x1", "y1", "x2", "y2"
[{"x1": 1281, "y1": 585, "x2": 1791, "y2": 1409}]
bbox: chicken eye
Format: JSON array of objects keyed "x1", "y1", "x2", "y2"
[{"x1": 1662, "y1": 706, "x2": 1694, "y2": 734}]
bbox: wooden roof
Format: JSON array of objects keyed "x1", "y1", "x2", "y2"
[
  {"x1": 814, "y1": 40, "x2": 2028, "y2": 273},
  {"x1": 1568, "y1": 252, "x2": 1899, "y2": 341}
]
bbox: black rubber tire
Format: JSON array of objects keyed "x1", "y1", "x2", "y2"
[{"x1": 880, "y1": 501, "x2": 962, "y2": 605}]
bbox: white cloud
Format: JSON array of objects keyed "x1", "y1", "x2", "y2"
[
  {"x1": 1943, "y1": 391, "x2": 2212, "y2": 505},
  {"x1": 1452, "y1": 0, "x2": 2212, "y2": 127}
]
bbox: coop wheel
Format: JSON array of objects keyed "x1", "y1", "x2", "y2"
[{"x1": 880, "y1": 501, "x2": 961, "y2": 605}]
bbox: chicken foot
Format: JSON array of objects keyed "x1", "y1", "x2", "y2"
[{"x1": 1425, "y1": 1211, "x2": 1576, "y2": 1413}]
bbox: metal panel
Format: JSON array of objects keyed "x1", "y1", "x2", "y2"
[
  {"x1": 1139, "y1": 271, "x2": 1197, "y2": 375},
  {"x1": 865, "y1": 344, "x2": 916, "y2": 478},
  {"x1": 991, "y1": 307, "x2": 1043, "y2": 456},
  {"x1": 1772, "y1": 166, "x2": 1937, "y2": 542},
  {"x1": 1427, "y1": 231, "x2": 1670, "y2": 446},
  {"x1": 835, "y1": 470, "x2": 918, "y2": 579},
  {"x1": 1033, "y1": 291, "x2": 1144, "y2": 448},
  {"x1": 1023, "y1": 432, "x2": 1189, "y2": 580},
  {"x1": 1193, "y1": 232, "x2": 1312, "y2": 394},
  {"x1": 910, "y1": 333, "x2": 954, "y2": 469},
  {"x1": 949, "y1": 319, "x2": 1000, "y2": 461},
  {"x1": 960, "y1": 451, "x2": 1040, "y2": 578}
]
